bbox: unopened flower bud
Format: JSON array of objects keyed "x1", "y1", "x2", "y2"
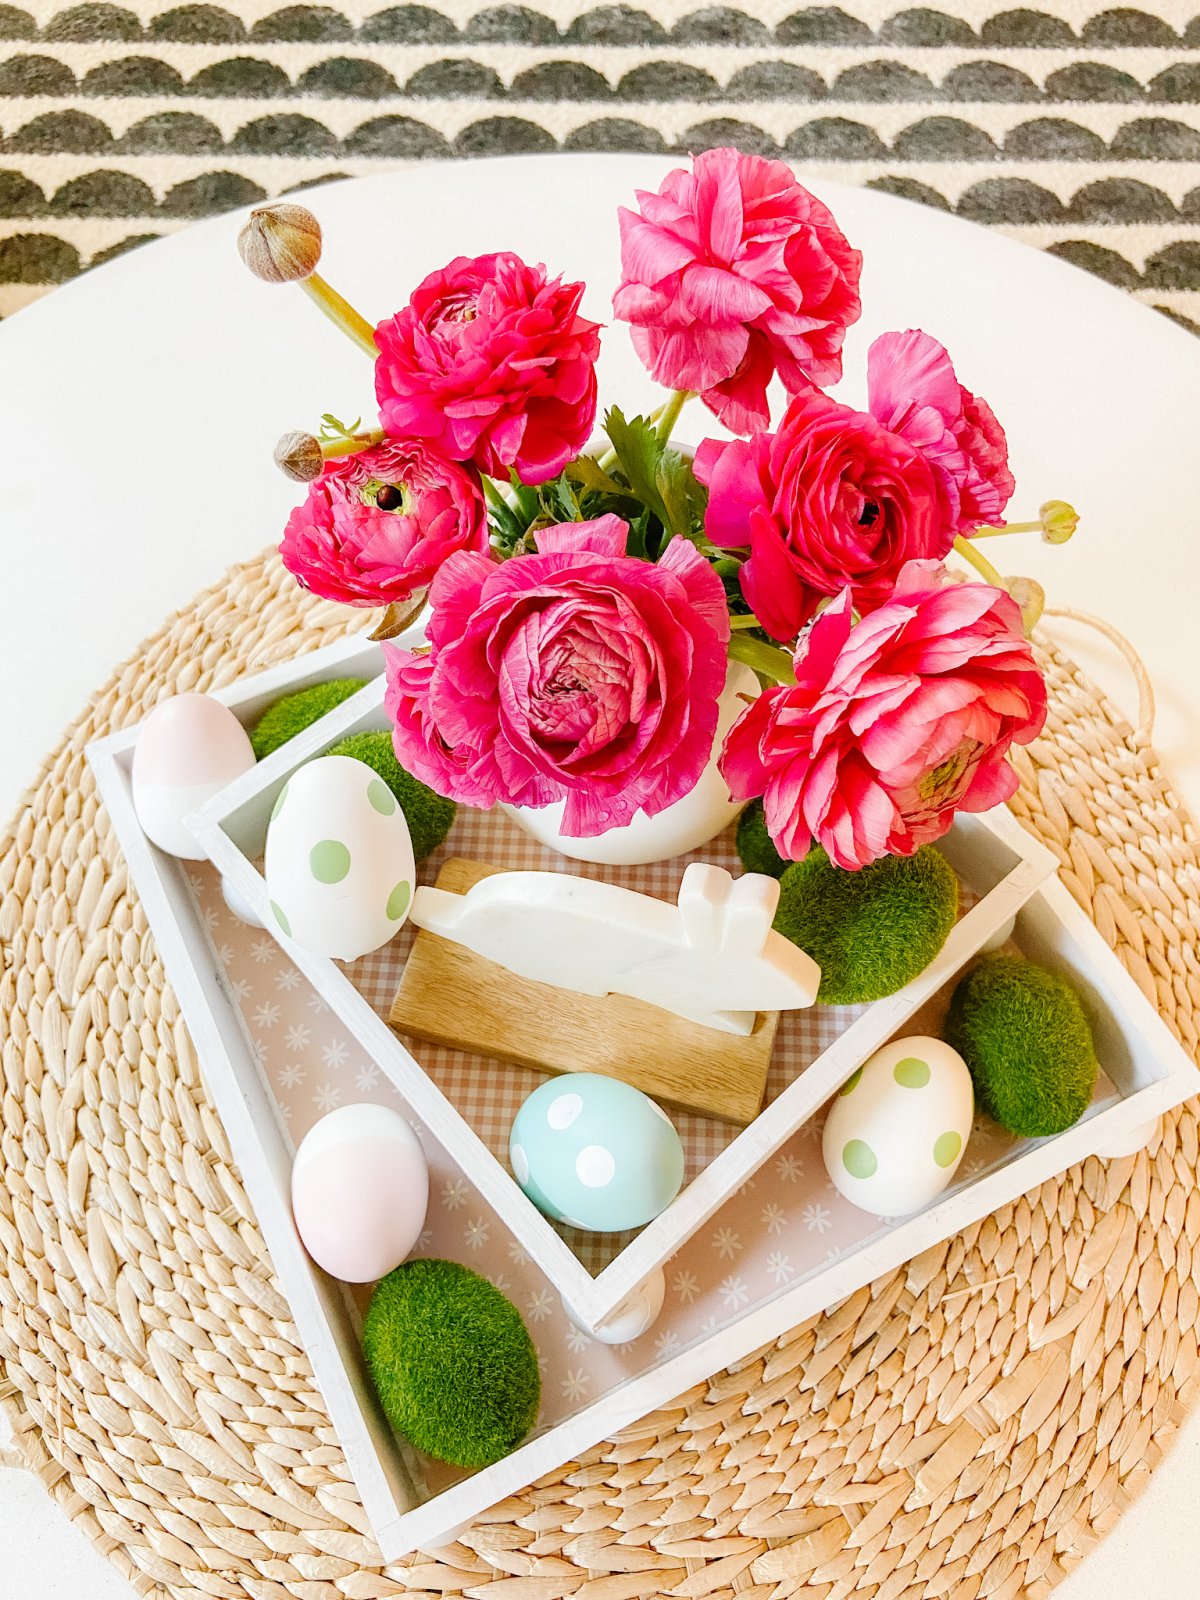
[
  {"x1": 274, "y1": 431, "x2": 324, "y2": 482},
  {"x1": 238, "y1": 203, "x2": 322, "y2": 284},
  {"x1": 1039, "y1": 500, "x2": 1079, "y2": 545},
  {"x1": 1008, "y1": 575, "x2": 1045, "y2": 637}
]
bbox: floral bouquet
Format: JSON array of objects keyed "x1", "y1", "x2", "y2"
[{"x1": 239, "y1": 149, "x2": 1076, "y2": 873}]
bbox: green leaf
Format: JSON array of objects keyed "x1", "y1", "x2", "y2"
[
  {"x1": 482, "y1": 481, "x2": 525, "y2": 554},
  {"x1": 564, "y1": 455, "x2": 626, "y2": 497},
  {"x1": 624, "y1": 508, "x2": 652, "y2": 562},
  {"x1": 604, "y1": 406, "x2": 672, "y2": 531},
  {"x1": 542, "y1": 473, "x2": 582, "y2": 524},
  {"x1": 655, "y1": 446, "x2": 708, "y2": 543},
  {"x1": 506, "y1": 469, "x2": 540, "y2": 522},
  {"x1": 318, "y1": 412, "x2": 363, "y2": 444},
  {"x1": 602, "y1": 408, "x2": 711, "y2": 546}
]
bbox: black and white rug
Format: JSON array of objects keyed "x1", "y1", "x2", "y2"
[{"x1": 2, "y1": 0, "x2": 1198, "y2": 327}]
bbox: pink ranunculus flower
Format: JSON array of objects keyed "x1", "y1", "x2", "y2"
[
  {"x1": 696, "y1": 386, "x2": 946, "y2": 642},
  {"x1": 382, "y1": 648, "x2": 475, "y2": 798},
  {"x1": 613, "y1": 147, "x2": 862, "y2": 434},
  {"x1": 279, "y1": 439, "x2": 489, "y2": 608},
  {"x1": 867, "y1": 329, "x2": 1016, "y2": 533},
  {"x1": 374, "y1": 252, "x2": 601, "y2": 485},
  {"x1": 383, "y1": 515, "x2": 730, "y2": 835},
  {"x1": 718, "y1": 562, "x2": 1047, "y2": 871}
]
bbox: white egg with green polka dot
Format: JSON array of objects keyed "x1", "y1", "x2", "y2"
[
  {"x1": 263, "y1": 754, "x2": 415, "y2": 962},
  {"x1": 821, "y1": 1035, "x2": 974, "y2": 1219}
]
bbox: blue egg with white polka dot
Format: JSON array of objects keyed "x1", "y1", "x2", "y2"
[{"x1": 509, "y1": 1074, "x2": 685, "y2": 1233}]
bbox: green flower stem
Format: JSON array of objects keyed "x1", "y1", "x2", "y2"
[
  {"x1": 953, "y1": 534, "x2": 1008, "y2": 590},
  {"x1": 729, "y1": 632, "x2": 796, "y2": 686},
  {"x1": 320, "y1": 428, "x2": 384, "y2": 462},
  {"x1": 301, "y1": 272, "x2": 379, "y2": 358},
  {"x1": 969, "y1": 519, "x2": 1042, "y2": 539},
  {"x1": 656, "y1": 389, "x2": 694, "y2": 447}
]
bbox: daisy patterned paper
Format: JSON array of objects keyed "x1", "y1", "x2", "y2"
[{"x1": 180, "y1": 798, "x2": 1075, "y2": 1498}]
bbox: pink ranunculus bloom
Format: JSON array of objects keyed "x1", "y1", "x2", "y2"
[
  {"x1": 383, "y1": 515, "x2": 731, "y2": 835},
  {"x1": 374, "y1": 252, "x2": 601, "y2": 486},
  {"x1": 613, "y1": 147, "x2": 862, "y2": 434},
  {"x1": 382, "y1": 648, "x2": 475, "y2": 798},
  {"x1": 279, "y1": 439, "x2": 489, "y2": 608},
  {"x1": 696, "y1": 386, "x2": 946, "y2": 643},
  {"x1": 718, "y1": 561, "x2": 1047, "y2": 871},
  {"x1": 867, "y1": 329, "x2": 1016, "y2": 533}
]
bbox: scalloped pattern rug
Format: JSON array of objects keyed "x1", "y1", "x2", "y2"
[{"x1": 3, "y1": 0, "x2": 1200, "y2": 326}]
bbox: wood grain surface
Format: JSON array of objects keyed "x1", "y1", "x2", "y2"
[{"x1": 390, "y1": 857, "x2": 777, "y2": 1125}]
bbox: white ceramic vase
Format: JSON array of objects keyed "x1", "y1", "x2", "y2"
[{"x1": 503, "y1": 660, "x2": 759, "y2": 867}]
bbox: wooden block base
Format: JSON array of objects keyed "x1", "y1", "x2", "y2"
[{"x1": 390, "y1": 858, "x2": 777, "y2": 1126}]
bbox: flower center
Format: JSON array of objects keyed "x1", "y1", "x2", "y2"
[
  {"x1": 362, "y1": 479, "x2": 414, "y2": 515},
  {"x1": 548, "y1": 667, "x2": 587, "y2": 696},
  {"x1": 533, "y1": 664, "x2": 597, "y2": 744},
  {"x1": 858, "y1": 500, "x2": 880, "y2": 527},
  {"x1": 433, "y1": 291, "x2": 479, "y2": 331},
  {"x1": 917, "y1": 739, "x2": 979, "y2": 810}
]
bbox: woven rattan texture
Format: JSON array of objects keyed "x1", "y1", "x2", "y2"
[{"x1": 1, "y1": 549, "x2": 1198, "y2": 1599}]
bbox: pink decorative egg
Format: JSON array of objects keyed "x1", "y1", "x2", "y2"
[
  {"x1": 132, "y1": 692, "x2": 256, "y2": 859},
  {"x1": 291, "y1": 1103, "x2": 429, "y2": 1283}
]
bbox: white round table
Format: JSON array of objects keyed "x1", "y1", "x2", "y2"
[{"x1": 2, "y1": 154, "x2": 1198, "y2": 1598}]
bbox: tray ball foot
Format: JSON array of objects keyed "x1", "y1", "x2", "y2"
[
  {"x1": 1097, "y1": 1116, "x2": 1160, "y2": 1160},
  {"x1": 566, "y1": 1268, "x2": 666, "y2": 1346}
]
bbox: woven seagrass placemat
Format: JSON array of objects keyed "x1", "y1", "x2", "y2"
[{"x1": 0, "y1": 548, "x2": 1197, "y2": 1598}]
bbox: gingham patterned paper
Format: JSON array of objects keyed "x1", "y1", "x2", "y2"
[{"x1": 347, "y1": 803, "x2": 879, "y2": 1277}]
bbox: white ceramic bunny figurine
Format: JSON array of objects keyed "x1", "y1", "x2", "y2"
[{"x1": 410, "y1": 862, "x2": 820, "y2": 1035}]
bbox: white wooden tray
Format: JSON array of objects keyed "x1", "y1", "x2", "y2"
[
  {"x1": 190, "y1": 664, "x2": 1062, "y2": 1331},
  {"x1": 87, "y1": 634, "x2": 1199, "y2": 1561}
]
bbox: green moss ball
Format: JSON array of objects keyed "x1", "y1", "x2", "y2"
[
  {"x1": 249, "y1": 679, "x2": 367, "y2": 760},
  {"x1": 944, "y1": 956, "x2": 1098, "y2": 1137},
  {"x1": 327, "y1": 729, "x2": 456, "y2": 861},
  {"x1": 363, "y1": 1259, "x2": 540, "y2": 1469},
  {"x1": 735, "y1": 798, "x2": 787, "y2": 879},
  {"x1": 774, "y1": 846, "x2": 958, "y2": 1006}
]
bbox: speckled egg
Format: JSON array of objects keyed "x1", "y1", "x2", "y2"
[
  {"x1": 510, "y1": 1074, "x2": 684, "y2": 1233},
  {"x1": 291, "y1": 1103, "x2": 428, "y2": 1283},
  {"x1": 821, "y1": 1036, "x2": 974, "y2": 1218},
  {"x1": 264, "y1": 754, "x2": 415, "y2": 961},
  {"x1": 132, "y1": 693, "x2": 256, "y2": 859}
]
